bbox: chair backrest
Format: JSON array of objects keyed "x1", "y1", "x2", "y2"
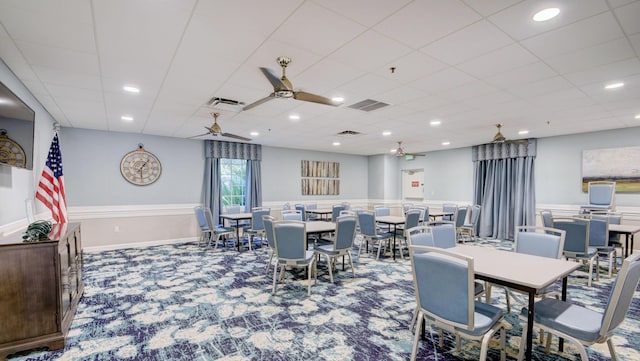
[
  {"x1": 282, "y1": 202, "x2": 291, "y2": 211},
  {"x1": 454, "y1": 206, "x2": 468, "y2": 228},
  {"x1": 421, "y1": 206, "x2": 430, "y2": 222},
  {"x1": 409, "y1": 245, "x2": 475, "y2": 330},
  {"x1": 587, "y1": 216, "x2": 609, "y2": 248},
  {"x1": 540, "y1": 210, "x2": 553, "y2": 228},
  {"x1": 600, "y1": 253, "x2": 640, "y2": 337},
  {"x1": 251, "y1": 208, "x2": 271, "y2": 230},
  {"x1": 409, "y1": 207, "x2": 426, "y2": 223},
  {"x1": 374, "y1": 206, "x2": 390, "y2": 217},
  {"x1": 282, "y1": 210, "x2": 303, "y2": 221},
  {"x1": 405, "y1": 209, "x2": 422, "y2": 229},
  {"x1": 263, "y1": 215, "x2": 276, "y2": 248},
  {"x1": 306, "y1": 203, "x2": 317, "y2": 210},
  {"x1": 442, "y1": 203, "x2": 457, "y2": 221},
  {"x1": 294, "y1": 204, "x2": 307, "y2": 221},
  {"x1": 514, "y1": 226, "x2": 566, "y2": 259},
  {"x1": 334, "y1": 215, "x2": 357, "y2": 250},
  {"x1": 224, "y1": 205, "x2": 244, "y2": 214},
  {"x1": 406, "y1": 226, "x2": 434, "y2": 247},
  {"x1": 426, "y1": 221, "x2": 457, "y2": 248},
  {"x1": 357, "y1": 211, "x2": 378, "y2": 237},
  {"x1": 341, "y1": 201, "x2": 351, "y2": 210},
  {"x1": 467, "y1": 205, "x2": 481, "y2": 226},
  {"x1": 589, "y1": 181, "x2": 616, "y2": 207},
  {"x1": 194, "y1": 206, "x2": 210, "y2": 231},
  {"x1": 552, "y1": 217, "x2": 590, "y2": 257},
  {"x1": 273, "y1": 221, "x2": 306, "y2": 260},
  {"x1": 332, "y1": 204, "x2": 346, "y2": 222},
  {"x1": 593, "y1": 212, "x2": 622, "y2": 243},
  {"x1": 402, "y1": 203, "x2": 414, "y2": 213}
]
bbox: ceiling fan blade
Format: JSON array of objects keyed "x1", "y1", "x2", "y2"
[
  {"x1": 221, "y1": 132, "x2": 251, "y2": 142},
  {"x1": 294, "y1": 91, "x2": 339, "y2": 106},
  {"x1": 187, "y1": 132, "x2": 211, "y2": 139},
  {"x1": 243, "y1": 93, "x2": 275, "y2": 111},
  {"x1": 506, "y1": 139, "x2": 529, "y2": 145},
  {"x1": 260, "y1": 67, "x2": 288, "y2": 90}
]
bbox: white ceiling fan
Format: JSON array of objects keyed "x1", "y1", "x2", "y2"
[
  {"x1": 188, "y1": 112, "x2": 251, "y2": 141},
  {"x1": 243, "y1": 56, "x2": 343, "y2": 111},
  {"x1": 491, "y1": 124, "x2": 528, "y2": 145},
  {"x1": 392, "y1": 141, "x2": 425, "y2": 159}
]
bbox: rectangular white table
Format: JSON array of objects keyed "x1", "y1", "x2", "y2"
[
  {"x1": 304, "y1": 221, "x2": 335, "y2": 249},
  {"x1": 609, "y1": 224, "x2": 640, "y2": 258},
  {"x1": 376, "y1": 215, "x2": 406, "y2": 260},
  {"x1": 449, "y1": 244, "x2": 581, "y2": 361},
  {"x1": 219, "y1": 212, "x2": 252, "y2": 251},
  {"x1": 305, "y1": 208, "x2": 333, "y2": 221}
]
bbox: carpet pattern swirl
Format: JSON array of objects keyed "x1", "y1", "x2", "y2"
[{"x1": 8, "y1": 238, "x2": 640, "y2": 360}]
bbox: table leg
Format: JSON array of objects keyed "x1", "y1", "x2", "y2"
[
  {"x1": 559, "y1": 277, "x2": 568, "y2": 352},
  {"x1": 235, "y1": 220, "x2": 241, "y2": 252},
  {"x1": 625, "y1": 234, "x2": 630, "y2": 258},
  {"x1": 392, "y1": 224, "x2": 397, "y2": 260},
  {"x1": 630, "y1": 234, "x2": 634, "y2": 257},
  {"x1": 525, "y1": 289, "x2": 535, "y2": 361}
]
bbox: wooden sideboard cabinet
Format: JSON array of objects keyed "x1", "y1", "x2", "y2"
[{"x1": 0, "y1": 223, "x2": 83, "y2": 360}]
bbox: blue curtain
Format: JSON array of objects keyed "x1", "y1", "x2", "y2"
[
  {"x1": 472, "y1": 140, "x2": 536, "y2": 240},
  {"x1": 204, "y1": 140, "x2": 261, "y2": 224}
]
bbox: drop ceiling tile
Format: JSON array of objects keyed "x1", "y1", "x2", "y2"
[
  {"x1": 564, "y1": 58, "x2": 640, "y2": 86},
  {"x1": 483, "y1": 61, "x2": 558, "y2": 89},
  {"x1": 15, "y1": 41, "x2": 99, "y2": 75},
  {"x1": 608, "y1": 0, "x2": 638, "y2": 8},
  {"x1": 521, "y1": 12, "x2": 624, "y2": 59},
  {"x1": 271, "y1": 1, "x2": 366, "y2": 56},
  {"x1": 457, "y1": 43, "x2": 538, "y2": 78},
  {"x1": 463, "y1": 0, "x2": 522, "y2": 16},
  {"x1": 19, "y1": 78, "x2": 51, "y2": 97},
  {"x1": 488, "y1": 0, "x2": 609, "y2": 41},
  {"x1": 44, "y1": 83, "x2": 103, "y2": 102},
  {"x1": 374, "y1": 0, "x2": 481, "y2": 48},
  {"x1": 461, "y1": 90, "x2": 519, "y2": 109},
  {"x1": 313, "y1": 0, "x2": 411, "y2": 27},
  {"x1": 614, "y1": 1, "x2": 640, "y2": 35},
  {"x1": 631, "y1": 33, "x2": 640, "y2": 53},
  {"x1": 374, "y1": 52, "x2": 448, "y2": 85},
  {"x1": 544, "y1": 37, "x2": 635, "y2": 74},
  {"x1": 409, "y1": 67, "x2": 477, "y2": 94},
  {"x1": 328, "y1": 30, "x2": 413, "y2": 73},
  {"x1": 507, "y1": 76, "x2": 574, "y2": 98},
  {"x1": 194, "y1": 0, "x2": 302, "y2": 34},
  {"x1": 31, "y1": 65, "x2": 101, "y2": 91},
  {"x1": 336, "y1": 73, "x2": 400, "y2": 102},
  {"x1": 55, "y1": 98, "x2": 107, "y2": 129},
  {"x1": 439, "y1": 80, "x2": 500, "y2": 101},
  {"x1": 293, "y1": 58, "x2": 365, "y2": 95},
  {"x1": 421, "y1": 20, "x2": 514, "y2": 65}
]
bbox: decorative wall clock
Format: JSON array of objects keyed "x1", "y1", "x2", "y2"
[
  {"x1": 0, "y1": 129, "x2": 26, "y2": 168},
  {"x1": 120, "y1": 143, "x2": 162, "y2": 186}
]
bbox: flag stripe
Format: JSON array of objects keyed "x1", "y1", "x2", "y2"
[{"x1": 36, "y1": 134, "x2": 67, "y2": 224}]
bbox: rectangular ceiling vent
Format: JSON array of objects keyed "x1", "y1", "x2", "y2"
[
  {"x1": 206, "y1": 97, "x2": 245, "y2": 112},
  {"x1": 348, "y1": 99, "x2": 389, "y2": 112}
]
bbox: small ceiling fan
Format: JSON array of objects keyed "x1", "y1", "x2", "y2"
[
  {"x1": 188, "y1": 112, "x2": 251, "y2": 142},
  {"x1": 393, "y1": 141, "x2": 425, "y2": 158},
  {"x1": 243, "y1": 56, "x2": 342, "y2": 111},
  {"x1": 491, "y1": 124, "x2": 528, "y2": 145}
]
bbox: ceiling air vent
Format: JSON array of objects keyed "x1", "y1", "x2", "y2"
[
  {"x1": 336, "y1": 130, "x2": 361, "y2": 136},
  {"x1": 206, "y1": 97, "x2": 245, "y2": 112},
  {"x1": 348, "y1": 99, "x2": 389, "y2": 112}
]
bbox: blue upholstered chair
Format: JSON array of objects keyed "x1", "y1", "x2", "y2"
[
  {"x1": 491, "y1": 226, "x2": 566, "y2": 313},
  {"x1": 427, "y1": 221, "x2": 457, "y2": 249},
  {"x1": 194, "y1": 206, "x2": 233, "y2": 250},
  {"x1": 272, "y1": 221, "x2": 316, "y2": 295},
  {"x1": 517, "y1": 252, "x2": 640, "y2": 361},
  {"x1": 314, "y1": 215, "x2": 357, "y2": 283},
  {"x1": 580, "y1": 181, "x2": 616, "y2": 213},
  {"x1": 409, "y1": 245, "x2": 506, "y2": 361},
  {"x1": 396, "y1": 209, "x2": 422, "y2": 259},
  {"x1": 262, "y1": 216, "x2": 276, "y2": 273},
  {"x1": 587, "y1": 215, "x2": 616, "y2": 277},
  {"x1": 442, "y1": 203, "x2": 457, "y2": 221},
  {"x1": 282, "y1": 209, "x2": 303, "y2": 221},
  {"x1": 294, "y1": 204, "x2": 307, "y2": 221},
  {"x1": 331, "y1": 204, "x2": 346, "y2": 222},
  {"x1": 593, "y1": 212, "x2": 624, "y2": 267},
  {"x1": 458, "y1": 205, "x2": 481, "y2": 242},
  {"x1": 454, "y1": 206, "x2": 469, "y2": 242},
  {"x1": 553, "y1": 217, "x2": 599, "y2": 287},
  {"x1": 540, "y1": 209, "x2": 553, "y2": 229},
  {"x1": 357, "y1": 211, "x2": 394, "y2": 260},
  {"x1": 244, "y1": 207, "x2": 271, "y2": 250}
]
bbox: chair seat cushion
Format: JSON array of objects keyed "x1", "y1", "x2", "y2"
[
  {"x1": 315, "y1": 244, "x2": 339, "y2": 255},
  {"x1": 278, "y1": 250, "x2": 316, "y2": 266},
  {"x1": 456, "y1": 302, "x2": 503, "y2": 337},
  {"x1": 521, "y1": 298, "x2": 603, "y2": 342}
]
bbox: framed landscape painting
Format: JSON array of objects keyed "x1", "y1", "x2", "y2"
[{"x1": 582, "y1": 146, "x2": 640, "y2": 192}]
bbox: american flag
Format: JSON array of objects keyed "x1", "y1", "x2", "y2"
[{"x1": 35, "y1": 133, "x2": 68, "y2": 223}]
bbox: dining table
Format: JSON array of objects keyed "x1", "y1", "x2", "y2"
[
  {"x1": 448, "y1": 244, "x2": 581, "y2": 361},
  {"x1": 304, "y1": 221, "x2": 335, "y2": 249},
  {"x1": 376, "y1": 215, "x2": 406, "y2": 260},
  {"x1": 609, "y1": 223, "x2": 640, "y2": 258},
  {"x1": 305, "y1": 208, "x2": 333, "y2": 221},
  {"x1": 219, "y1": 212, "x2": 252, "y2": 251},
  {"x1": 428, "y1": 211, "x2": 454, "y2": 220}
]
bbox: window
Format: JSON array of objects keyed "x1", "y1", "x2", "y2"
[{"x1": 220, "y1": 158, "x2": 247, "y2": 207}]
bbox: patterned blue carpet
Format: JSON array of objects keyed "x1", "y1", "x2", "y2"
[{"x1": 7, "y1": 238, "x2": 640, "y2": 360}]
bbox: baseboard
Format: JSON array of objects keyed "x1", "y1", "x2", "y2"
[{"x1": 84, "y1": 237, "x2": 197, "y2": 253}]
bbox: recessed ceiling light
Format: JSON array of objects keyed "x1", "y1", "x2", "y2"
[
  {"x1": 605, "y1": 82, "x2": 624, "y2": 90},
  {"x1": 635, "y1": 114, "x2": 640, "y2": 119},
  {"x1": 289, "y1": 114, "x2": 300, "y2": 120},
  {"x1": 382, "y1": 131, "x2": 392, "y2": 136},
  {"x1": 250, "y1": 131, "x2": 259, "y2": 137},
  {"x1": 533, "y1": 8, "x2": 560, "y2": 22},
  {"x1": 120, "y1": 115, "x2": 134, "y2": 122},
  {"x1": 332, "y1": 141, "x2": 341, "y2": 146},
  {"x1": 332, "y1": 96, "x2": 344, "y2": 103},
  {"x1": 518, "y1": 130, "x2": 529, "y2": 135},
  {"x1": 430, "y1": 120, "x2": 441, "y2": 126},
  {"x1": 441, "y1": 141, "x2": 450, "y2": 146},
  {"x1": 122, "y1": 85, "x2": 140, "y2": 93}
]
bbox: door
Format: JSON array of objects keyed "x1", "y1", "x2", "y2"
[{"x1": 402, "y1": 169, "x2": 424, "y2": 202}]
